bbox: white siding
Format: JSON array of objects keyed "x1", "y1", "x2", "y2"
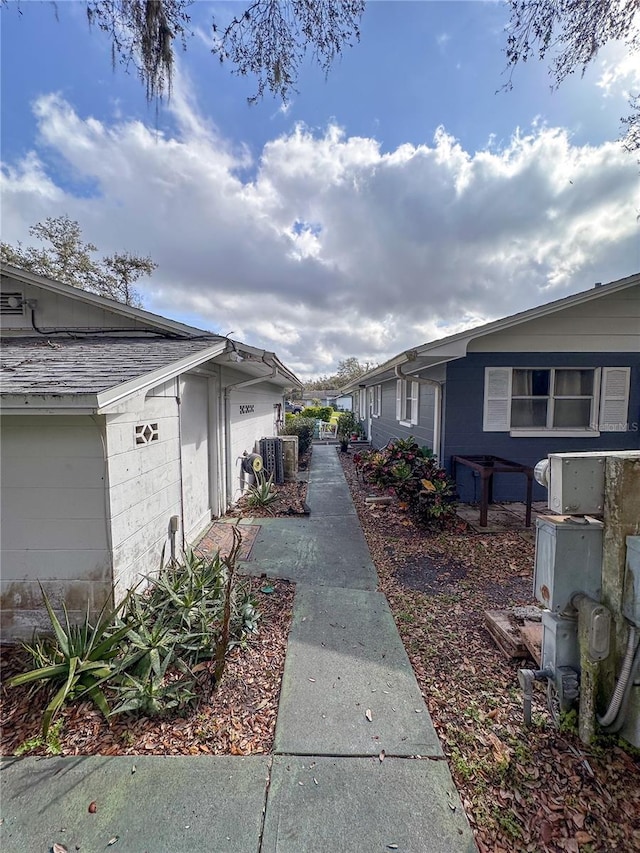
[
  {"x1": 0, "y1": 415, "x2": 112, "y2": 641},
  {"x1": 106, "y1": 393, "x2": 182, "y2": 599},
  {"x1": 226, "y1": 380, "x2": 283, "y2": 507},
  {"x1": 468, "y1": 286, "x2": 640, "y2": 353}
]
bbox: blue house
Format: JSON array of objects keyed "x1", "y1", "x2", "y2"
[{"x1": 344, "y1": 273, "x2": 640, "y2": 503}]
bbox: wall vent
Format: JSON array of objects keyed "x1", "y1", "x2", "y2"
[
  {"x1": 0, "y1": 292, "x2": 24, "y2": 315},
  {"x1": 135, "y1": 423, "x2": 159, "y2": 445}
]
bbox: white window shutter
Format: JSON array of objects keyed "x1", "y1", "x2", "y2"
[
  {"x1": 396, "y1": 379, "x2": 402, "y2": 421},
  {"x1": 483, "y1": 367, "x2": 511, "y2": 432},
  {"x1": 599, "y1": 367, "x2": 631, "y2": 431},
  {"x1": 410, "y1": 381, "x2": 419, "y2": 425}
]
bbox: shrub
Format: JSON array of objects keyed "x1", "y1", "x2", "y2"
[
  {"x1": 280, "y1": 416, "x2": 315, "y2": 455},
  {"x1": 356, "y1": 437, "x2": 457, "y2": 526},
  {"x1": 301, "y1": 405, "x2": 333, "y2": 422},
  {"x1": 336, "y1": 411, "x2": 361, "y2": 440}
]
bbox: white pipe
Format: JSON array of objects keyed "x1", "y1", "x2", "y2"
[{"x1": 394, "y1": 361, "x2": 442, "y2": 461}]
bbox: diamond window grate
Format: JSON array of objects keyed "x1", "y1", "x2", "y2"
[{"x1": 135, "y1": 423, "x2": 159, "y2": 446}]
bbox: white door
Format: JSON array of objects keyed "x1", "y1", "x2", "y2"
[{"x1": 180, "y1": 375, "x2": 211, "y2": 539}]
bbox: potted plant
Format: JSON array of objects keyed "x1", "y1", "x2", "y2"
[
  {"x1": 338, "y1": 430, "x2": 350, "y2": 452},
  {"x1": 336, "y1": 411, "x2": 359, "y2": 453}
]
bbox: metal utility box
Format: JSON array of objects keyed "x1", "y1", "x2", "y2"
[
  {"x1": 541, "y1": 610, "x2": 579, "y2": 673},
  {"x1": 623, "y1": 536, "x2": 640, "y2": 627},
  {"x1": 548, "y1": 453, "x2": 605, "y2": 515},
  {"x1": 534, "y1": 515, "x2": 604, "y2": 612}
]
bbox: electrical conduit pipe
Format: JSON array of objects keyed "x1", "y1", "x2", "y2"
[{"x1": 597, "y1": 624, "x2": 638, "y2": 728}]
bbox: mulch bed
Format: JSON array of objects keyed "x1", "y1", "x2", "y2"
[
  {"x1": 229, "y1": 447, "x2": 311, "y2": 519},
  {"x1": 0, "y1": 578, "x2": 294, "y2": 757},
  {"x1": 339, "y1": 449, "x2": 640, "y2": 853}
]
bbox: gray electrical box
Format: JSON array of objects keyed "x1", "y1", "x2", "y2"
[
  {"x1": 623, "y1": 536, "x2": 640, "y2": 627},
  {"x1": 548, "y1": 454, "x2": 605, "y2": 515},
  {"x1": 541, "y1": 610, "x2": 579, "y2": 672},
  {"x1": 534, "y1": 515, "x2": 604, "y2": 612}
]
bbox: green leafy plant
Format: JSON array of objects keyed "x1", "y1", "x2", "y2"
[
  {"x1": 356, "y1": 438, "x2": 457, "y2": 526},
  {"x1": 337, "y1": 410, "x2": 360, "y2": 439},
  {"x1": 280, "y1": 416, "x2": 315, "y2": 454},
  {"x1": 111, "y1": 651, "x2": 197, "y2": 717},
  {"x1": 7, "y1": 585, "x2": 136, "y2": 736},
  {"x1": 14, "y1": 719, "x2": 64, "y2": 756},
  {"x1": 245, "y1": 472, "x2": 279, "y2": 512},
  {"x1": 301, "y1": 405, "x2": 334, "y2": 422}
]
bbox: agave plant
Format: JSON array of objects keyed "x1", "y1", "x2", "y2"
[
  {"x1": 7, "y1": 585, "x2": 136, "y2": 737},
  {"x1": 245, "y1": 472, "x2": 279, "y2": 512},
  {"x1": 110, "y1": 651, "x2": 197, "y2": 718}
]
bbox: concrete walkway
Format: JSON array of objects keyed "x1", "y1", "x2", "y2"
[{"x1": 0, "y1": 446, "x2": 476, "y2": 853}]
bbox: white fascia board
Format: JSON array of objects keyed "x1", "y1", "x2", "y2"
[
  {"x1": 0, "y1": 394, "x2": 99, "y2": 414},
  {"x1": 96, "y1": 341, "x2": 227, "y2": 412}
]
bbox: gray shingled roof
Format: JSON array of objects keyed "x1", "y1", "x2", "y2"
[{"x1": 0, "y1": 336, "x2": 221, "y2": 396}]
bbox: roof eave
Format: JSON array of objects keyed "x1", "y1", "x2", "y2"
[
  {"x1": 96, "y1": 340, "x2": 228, "y2": 412},
  {"x1": 0, "y1": 393, "x2": 99, "y2": 414}
]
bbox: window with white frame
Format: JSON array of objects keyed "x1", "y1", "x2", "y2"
[
  {"x1": 371, "y1": 384, "x2": 381, "y2": 417},
  {"x1": 396, "y1": 379, "x2": 419, "y2": 426},
  {"x1": 483, "y1": 366, "x2": 631, "y2": 435},
  {"x1": 357, "y1": 388, "x2": 367, "y2": 420}
]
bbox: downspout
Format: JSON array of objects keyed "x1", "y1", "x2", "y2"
[
  {"x1": 395, "y1": 351, "x2": 443, "y2": 460},
  {"x1": 176, "y1": 380, "x2": 187, "y2": 551},
  {"x1": 223, "y1": 353, "x2": 279, "y2": 510}
]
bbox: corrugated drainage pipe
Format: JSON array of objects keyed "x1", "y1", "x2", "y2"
[{"x1": 597, "y1": 624, "x2": 638, "y2": 728}]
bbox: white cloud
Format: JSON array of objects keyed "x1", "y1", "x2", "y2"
[
  {"x1": 597, "y1": 51, "x2": 640, "y2": 98},
  {"x1": 2, "y1": 86, "x2": 638, "y2": 380}
]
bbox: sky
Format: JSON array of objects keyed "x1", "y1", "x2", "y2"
[{"x1": 1, "y1": 1, "x2": 639, "y2": 381}]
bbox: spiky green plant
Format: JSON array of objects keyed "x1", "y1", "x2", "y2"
[
  {"x1": 245, "y1": 472, "x2": 279, "y2": 512},
  {"x1": 7, "y1": 585, "x2": 136, "y2": 736}
]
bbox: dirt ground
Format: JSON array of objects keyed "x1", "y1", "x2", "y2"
[{"x1": 339, "y1": 449, "x2": 640, "y2": 853}]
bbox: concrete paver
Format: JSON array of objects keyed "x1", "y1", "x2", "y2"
[
  {"x1": 261, "y1": 755, "x2": 476, "y2": 853},
  {"x1": 274, "y1": 585, "x2": 442, "y2": 757},
  {"x1": 0, "y1": 755, "x2": 269, "y2": 853},
  {"x1": 240, "y1": 516, "x2": 378, "y2": 590}
]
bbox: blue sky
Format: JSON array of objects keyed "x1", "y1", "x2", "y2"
[{"x1": 2, "y1": 1, "x2": 638, "y2": 378}]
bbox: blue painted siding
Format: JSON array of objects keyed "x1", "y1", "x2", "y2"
[
  {"x1": 369, "y1": 380, "x2": 436, "y2": 451},
  {"x1": 444, "y1": 353, "x2": 640, "y2": 502}
]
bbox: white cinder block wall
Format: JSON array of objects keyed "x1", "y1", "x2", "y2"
[
  {"x1": 106, "y1": 385, "x2": 182, "y2": 601},
  {"x1": 226, "y1": 382, "x2": 282, "y2": 506},
  {"x1": 0, "y1": 415, "x2": 112, "y2": 641}
]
